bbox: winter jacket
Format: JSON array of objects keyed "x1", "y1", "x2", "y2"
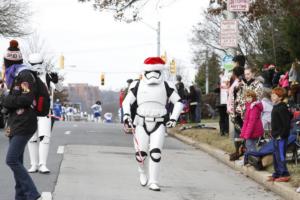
[
  {"x1": 272, "y1": 71, "x2": 283, "y2": 87},
  {"x1": 175, "y1": 82, "x2": 186, "y2": 99},
  {"x1": 289, "y1": 67, "x2": 300, "y2": 83},
  {"x1": 240, "y1": 101, "x2": 264, "y2": 139},
  {"x1": 227, "y1": 79, "x2": 239, "y2": 116},
  {"x1": 261, "y1": 98, "x2": 273, "y2": 130},
  {"x1": 279, "y1": 72, "x2": 289, "y2": 88},
  {"x1": 271, "y1": 102, "x2": 291, "y2": 139},
  {"x1": 235, "y1": 78, "x2": 263, "y2": 118},
  {"x1": 3, "y1": 66, "x2": 37, "y2": 136},
  {"x1": 261, "y1": 69, "x2": 275, "y2": 88}
]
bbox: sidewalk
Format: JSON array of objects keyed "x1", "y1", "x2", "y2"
[
  {"x1": 53, "y1": 145, "x2": 280, "y2": 200},
  {"x1": 168, "y1": 126, "x2": 300, "y2": 200}
]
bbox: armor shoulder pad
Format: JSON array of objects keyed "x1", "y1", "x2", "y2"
[
  {"x1": 130, "y1": 80, "x2": 140, "y2": 97},
  {"x1": 164, "y1": 81, "x2": 174, "y2": 98}
]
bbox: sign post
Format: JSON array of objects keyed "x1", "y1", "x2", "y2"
[
  {"x1": 227, "y1": 0, "x2": 250, "y2": 12},
  {"x1": 220, "y1": 19, "x2": 238, "y2": 48}
]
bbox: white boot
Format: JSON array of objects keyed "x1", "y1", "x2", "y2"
[
  {"x1": 148, "y1": 159, "x2": 161, "y2": 191},
  {"x1": 140, "y1": 173, "x2": 148, "y2": 186},
  {"x1": 138, "y1": 164, "x2": 148, "y2": 186},
  {"x1": 39, "y1": 142, "x2": 50, "y2": 174},
  {"x1": 27, "y1": 141, "x2": 39, "y2": 173},
  {"x1": 149, "y1": 183, "x2": 160, "y2": 191}
]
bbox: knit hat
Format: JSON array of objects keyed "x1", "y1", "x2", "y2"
[
  {"x1": 143, "y1": 57, "x2": 165, "y2": 71},
  {"x1": 4, "y1": 40, "x2": 23, "y2": 61},
  {"x1": 4, "y1": 40, "x2": 23, "y2": 68}
]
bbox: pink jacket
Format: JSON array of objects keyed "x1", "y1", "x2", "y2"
[
  {"x1": 279, "y1": 72, "x2": 289, "y2": 88},
  {"x1": 240, "y1": 101, "x2": 264, "y2": 139}
]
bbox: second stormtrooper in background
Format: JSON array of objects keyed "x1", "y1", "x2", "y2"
[{"x1": 27, "y1": 53, "x2": 64, "y2": 174}]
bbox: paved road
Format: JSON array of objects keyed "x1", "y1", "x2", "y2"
[
  {"x1": 0, "y1": 121, "x2": 190, "y2": 200},
  {"x1": 0, "y1": 121, "x2": 282, "y2": 199}
]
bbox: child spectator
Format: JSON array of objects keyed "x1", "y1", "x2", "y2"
[
  {"x1": 268, "y1": 87, "x2": 291, "y2": 182},
  {"x1": 261, "y1": 89, "x2": 273, "y2": 131},
  {"x1": 240, "y1": 90, "x2": 264, "y2": 153}
]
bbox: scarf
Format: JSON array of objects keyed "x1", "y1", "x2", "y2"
[{"x1": 5, "y1": 64, "x2": 29, "y2": 89}]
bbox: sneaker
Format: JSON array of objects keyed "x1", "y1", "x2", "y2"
[
  {"x1": 149, "y1": 183, "x2": 161, "y2": 191},
  {"x1": 296, "y1": 187, "x2": 300, "y2": 193},
  {"x1": 235, "y1": 160, "x2": 244, "y2": 166},
  {"x1": 274, "y1": 176, "x2": 290, "y2": 182},
  {"x1": 267, "y1": 176, "x2": 276, "y2": 182}
]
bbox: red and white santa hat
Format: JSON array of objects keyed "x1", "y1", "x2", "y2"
[{"x1": 143, "y1": 57, "x2": 165, "y2": 71}]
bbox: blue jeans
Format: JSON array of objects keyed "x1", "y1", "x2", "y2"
[
  {"x1": 245, "y1": 139, "x2": 258, "y2": 153},
  {"x1": 6, "y1": 135, "x2": 40, "y2": 200},
  {"x1": 272, "y1": 138, "x2": 290, "y2": 178},
  {"x1": 195, "y1": 103, "x2": 201, "y2": 123}
]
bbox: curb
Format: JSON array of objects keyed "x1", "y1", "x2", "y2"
[{"x1": 169, "y1": 131, "x2": 300, "y2": 200}]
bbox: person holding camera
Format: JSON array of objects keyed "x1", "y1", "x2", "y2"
[{"x1": 3, "y1": 40, "x2": 41, "y2": 200}]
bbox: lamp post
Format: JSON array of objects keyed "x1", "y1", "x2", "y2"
[
  {"x1": 139, "y1": 20, "x2": 161, "y2": 57},
  {"x1": 126, "y1": 19, "x2": 161, "y2": 57}
]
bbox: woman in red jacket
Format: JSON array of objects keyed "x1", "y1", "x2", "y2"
[{"x1": 240, "y1": 90, "x2": 264, "y2": 153}]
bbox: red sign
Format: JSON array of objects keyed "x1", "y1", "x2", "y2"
[
  {"x1": 220, "y1": 20, "x2": 238, "y2": 48},
  {"x1": 227, "y1": 0, "x2": 250, "y2": 12}
]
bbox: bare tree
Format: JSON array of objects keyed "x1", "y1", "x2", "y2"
[
  {"x1": 78, "y1": 0, "x2": 176, "y2": 21},
  {"x1": 0, "y1": 0, "x2": 31, "y2": 37},
  {"x1": 22, "y1": 32, "x2": 57, "y2": 73}
]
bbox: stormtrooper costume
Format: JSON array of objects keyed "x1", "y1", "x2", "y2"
[
  {"x1": 122, "y1": 57, "x2": 183, "y2": 191},
  {"x1": 27, "y1": 53, "x2": 64, "y2": 174}
]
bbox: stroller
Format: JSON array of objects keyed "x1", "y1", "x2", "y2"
[{"x1": 179, "y1": 100, "x2": 189, "y2": 124}]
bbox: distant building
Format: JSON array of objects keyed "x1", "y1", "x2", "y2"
[{"x1": 67, "y1": 83, "x2": 101, "y2": 112}]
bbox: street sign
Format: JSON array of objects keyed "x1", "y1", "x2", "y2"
[
  {"x1": 220, "y1": 19, "x2": 238, "y2": 48},
  {"x1": 227, "y1": 0, "x2": 250, "y2": 12},
  {"x1": 222, "y1": 55, "x2": 234, "y2": 71}
]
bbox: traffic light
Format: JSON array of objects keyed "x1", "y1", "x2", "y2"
[
  {"x1": 170, "y1": 59, "x2": 176, "y2": 75},
  {"x1": 59, "y1": 54, "x2": 64, "y2": 69},
  {"x1": 161, "y1": 51, "x2": 167, "y2": 63},
  {"x1": 100, "y1": 73, "x2": 105, "y2": 86}
]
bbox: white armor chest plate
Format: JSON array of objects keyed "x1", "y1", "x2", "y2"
[{"x1": 136, "y1": 81, "x2": 167, "y2": 117}]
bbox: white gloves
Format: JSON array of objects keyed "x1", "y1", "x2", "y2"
[{"x1": 166, "y1": 119, "x2": 177, "y2": 128}]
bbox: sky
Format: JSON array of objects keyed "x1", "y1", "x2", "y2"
[{"x1": 0, "y1": 0, "x2": 209, "y2": 90}]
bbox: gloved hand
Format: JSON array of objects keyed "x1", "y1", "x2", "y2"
[
  {"x1": 49, "y1": 72, "x2": 59, "y2": 83},
  {"x1": 123, "y1": 115, "x2": 133, "y2": 133},
  {"x1": 166, "y1": 119, "x2": 177, "y2": 128}
]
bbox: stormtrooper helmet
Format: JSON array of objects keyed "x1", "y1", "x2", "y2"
[
  {"x1": 28, "y1": 53, "x2": 45, "y2": 75},
  {"x1": 142, "y1": 57, "x2": 165, "y2": 85}
]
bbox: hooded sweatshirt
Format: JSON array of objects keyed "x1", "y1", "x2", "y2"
[
  {"x1": 3, "y1": 64, "x2": 37, "y2": 136},
  {"x1": 240, "y1": 101, "x2": 264, "y2": 139},
  {"x1": 271, "y1": 102, "x2": 291, "y2": 139}
]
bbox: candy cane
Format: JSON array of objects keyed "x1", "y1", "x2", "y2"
[
  {"x1": 130, "y1": 122, "x2": 144, "y2": 165},
  {"x1": 48, "y1": 114, "x2": 63, "y2": 121}
]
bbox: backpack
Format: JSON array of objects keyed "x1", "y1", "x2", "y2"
[{"x1": 30, "y1": 71, "x2": 51, "y2": 117}]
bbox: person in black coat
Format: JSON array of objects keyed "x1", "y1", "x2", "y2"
[
  {"x1": 268, "y1": 87, "x2": 291, "y2": 182},
  {"x1": 2, "y1": 40, "x2": 41, "y2": 200},
  {"x1": 188, "y1": 85, "x2": 200, "y2": 123}
]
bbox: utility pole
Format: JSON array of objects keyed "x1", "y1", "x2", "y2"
[
  {"x1": 138, "y1": 20, "x2": 161, "y2": 57},
  {"x1": 157, "y1": 21, "x2": 161, "y2": 57},
  {"x1": 205, "y1": 49, "x2": 209, "y2": 94}
]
